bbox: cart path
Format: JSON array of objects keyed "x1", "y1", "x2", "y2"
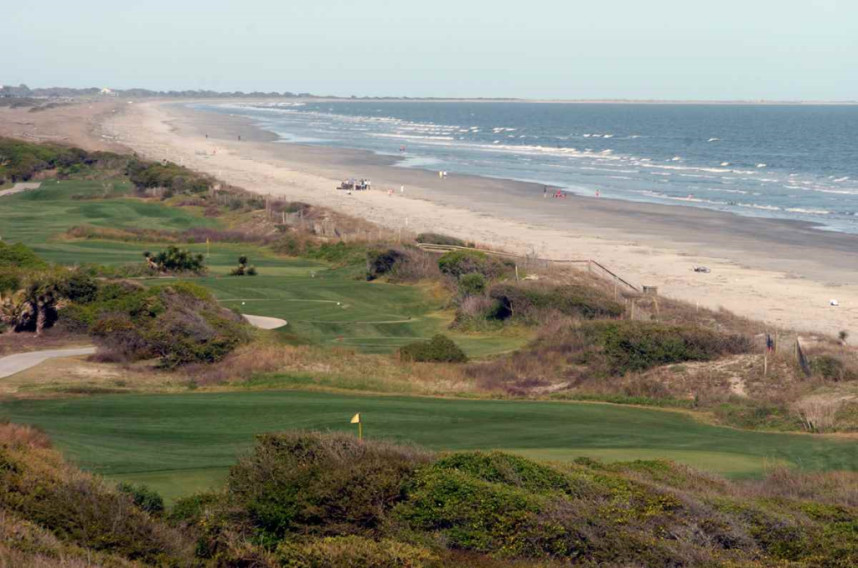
[
  {"x1": 0, "y1": 182, "x2": 41, "y2": 198},
  {"x1": 0, "y1": 347, "x2": 97, "y2": 379},
  {"x1": 0, "y1": 316, "x2": 283, "y2": 379}
]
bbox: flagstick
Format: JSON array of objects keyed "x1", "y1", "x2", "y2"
[{"x1": 358, "y1": 421, "x2": 362, "y2": 441}]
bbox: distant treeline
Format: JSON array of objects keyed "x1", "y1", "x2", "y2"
[{"x1": 0, "y1": 83, "x2": 313, "y2": 99}]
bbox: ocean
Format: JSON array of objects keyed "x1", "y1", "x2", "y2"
[{"x1": 197, "y1": 101, "x2": 858, "y2": 234}]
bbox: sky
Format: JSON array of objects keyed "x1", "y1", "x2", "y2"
[{"x1": 2, "y1": 0, "x2": 856, "y2": 100}]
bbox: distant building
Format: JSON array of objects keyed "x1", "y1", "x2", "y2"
[{"x1": 99, "y1": 88, "x2": 115, "y2": 96}]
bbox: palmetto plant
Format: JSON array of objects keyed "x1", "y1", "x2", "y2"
[{"x1": 0, "y1": 272, "x2": 61, "y2": 335}]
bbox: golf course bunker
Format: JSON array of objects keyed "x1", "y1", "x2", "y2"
[{"x1": 242, "y1": 314, "x2": 287, "y2": 330}]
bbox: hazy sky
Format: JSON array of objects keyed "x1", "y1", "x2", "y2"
[{"x1": 3, "y1": 0, "x2": 855, "y2": 100}]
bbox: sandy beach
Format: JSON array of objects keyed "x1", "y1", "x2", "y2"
[{"x1": 4, "y1": 99, "x2": 857, "y2": 338}]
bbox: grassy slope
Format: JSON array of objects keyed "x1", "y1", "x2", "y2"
[
  {"x1": 2, "y1": 390, "x2": 856, "y2": 500},
  {"x1": 0, "y1": 179, "x2": 525, "y2": 355}
]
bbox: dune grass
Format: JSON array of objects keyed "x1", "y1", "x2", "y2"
[{"x1": 2, "y1": 390, "x2": 855, "y2": 500}]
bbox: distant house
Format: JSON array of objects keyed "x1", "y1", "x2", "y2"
[{"x1": 99, "y1": 88, "x2": 115, "y2": 96}]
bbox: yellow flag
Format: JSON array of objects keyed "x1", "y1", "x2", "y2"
[{"x1": 350, "y1": 413, "x2": 361, "y2": 424}]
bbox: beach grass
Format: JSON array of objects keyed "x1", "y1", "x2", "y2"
[{"x1": 1, "y1": 390, "x2": 855, "y2": 499}]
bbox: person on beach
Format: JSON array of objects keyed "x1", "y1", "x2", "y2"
[
  {"x1": 400, "y1": 185, "x2": 405, "y2": 194},
  {"x1": 543, "y1": 186, "x2": 548, "y2": 198}
]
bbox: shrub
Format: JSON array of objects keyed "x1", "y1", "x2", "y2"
[
  {"x1": 0, "y1": 423, "x2": 194, "y2": 564},
  {"x1": 144, "y1": 246, "x2": 205, "y2": 273},
  {"x1": 224, "y1": 432, "x2": 430, "y2": 543},
  {"x1": 117, "y1": 482, "x2": 165, "y2": 515},
  {"x1": 229, "y1": 255, "x2": 257, "y2": 276},
  {"x1": 126, "y1": 158, "x2": 211, "y2": 194},
  {"x1": 276, "y1": 535, "x2": 437, "y2": 568},
  {"x1": 811, "y1": 355, "x2": 857, "y2": 381},
  {"x1": 438, "y1": 250, "x2": 514, "y2": 280},
  {"x1": 56, "y1": 270, "x2": 98, "y2": 304},
  {"x1": 584, "y1": 320, "x2": 750, "y2": 374},
  {"x1": 366, "y1": 248, "x2": 405, "y2": 280},
  {"x1": 0, "y1": 242, "x2": 47, "y2": 269},
  {"x1": 89, "y1": 283, "x2": 250, "y2": 367},
  {"x1": 458, "y1": 272, "x2": 486, "y2": 296},
  {"x1": 488, "y1": 282, "x2": 624, "y2": 322},
  {"x1": 399, "y1": 334, "x2": 468, "y2": 363},
  {"x1": 415, "y1": 232, "x2": 468, "y2": 247}
]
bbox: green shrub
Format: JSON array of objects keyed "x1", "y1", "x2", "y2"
[
  {"x1": 0, "y1": 425, "x2": 194, "y2": 564},
  {"x1": 438, "y1": 250, "x2": 514, "y2": 280},
  {"x1": 126, "y1": 158, "x2": 211, "y2": 194},
  {"x1": 487, "y1": 282, "x2": 624, "y2": 322},
  {"x1": 168, "y1": 492, "x2": 220, "y2": 524},
  {"x1": 811, "y1": 355, "x2": 857, "y2": 381},
  {"x1": 89, "y1": 283, "x2": 249, "y2": 367},
  {"x1": 399, "y1": 334, "x2": 468, "y2": 363},
  {"x1": 458, "y1": 272, "x2": 486, "y2": 296},
  {"x1": 395, "y1": 464, "x2": 568, "y2": 558},
  {"x1": 415, "y1": 232, "x2": 468, "y2": 247},
  {"x1": 224, "y1": 432, "x2": 430, "y2": 544},
  {"x1": 117, "y1": 482, "x2": 165, "y2": 515},
  {"x1": 144, "y1": 245, "x2": 206, "y2": 273},
  {"x1": 584, "y1": 320, "x2": 750, "y2": 374},
  {"x1": 0, "y1": 242, "x2": 46, "y2": 269},
  {"x1": 0, "y1": 138, "x2": 98, "y2": 183},
  {"x1": 276, "y1": 535, "x2": 437, "y2": 568},
  {"x1": 366, "y1": 248, "x2": 405, "y2": 280},
  {"x1": 56, "y1": 270, "x2": 98, "y2": 303}
]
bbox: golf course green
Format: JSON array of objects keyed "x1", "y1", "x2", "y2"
[{"x1": 2, "y1": 391, "x2": 855, "y2": 500}]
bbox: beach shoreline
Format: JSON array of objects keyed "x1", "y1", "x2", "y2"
[{"x1": 6, "y1": 98, "x2": 854, "y2": 338}]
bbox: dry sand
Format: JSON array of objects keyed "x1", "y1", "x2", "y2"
[{"x1": 4, "y1": 99, "x2": 856, "y2": 338}]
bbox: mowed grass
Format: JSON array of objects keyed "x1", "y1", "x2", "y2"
[
  {"x1": 2, "y1": 391, "x2": 856, "y2": 499},
  {"x1": 0, "y1": 180, "x2": 525, "y2": 355},
  {"x1": 0, "y1": 179, "x2": 220, "y2": 266}
]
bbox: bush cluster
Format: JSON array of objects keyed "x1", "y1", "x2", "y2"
[
  {"x1": 488, "y1": 282, "x2": 625, "y2": 322},
  {"x1": 0, "y1": 424, "x2": 194, "y2": 565},
  {"x1": 415, "y1": 232, "x2": 470, "y2": 247},
  {"x1": 72, "y1": 281, "x2": 251, "y2": 367},
  {"x1": 125, "y1": 158, "x2": 212, "y2": 195},
  {"x1": 583, "y1": 320, "x2": 751, "y2": 374},
  {"x1": 399, "y1": 334, "x2": 468, "y2": 363},
  {"x1": 169, "y1": 431, "x2": 858, "y2": 567},
  {"x1": 437, "y1": 250, "x2": 515, "y2": 280},
  {"x1": 0, "y1": 137, "x2": 113, "y2": 183},
  {"x1": 143, "y1": 245, "x2": 206, "y2": 274}
]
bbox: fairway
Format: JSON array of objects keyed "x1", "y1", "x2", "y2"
[
  {"x1": 2, "y1": 391, "x2": 855, "y2": 499},
  {"x1": 0, "y1": 180, "x2": 525, "y2": 356}
]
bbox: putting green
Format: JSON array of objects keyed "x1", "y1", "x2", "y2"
[{"x1": 2, "y1": 390, "x2": 855, "y2": 500}]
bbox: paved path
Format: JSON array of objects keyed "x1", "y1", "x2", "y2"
[
  {"x1": 242, "y1": 314, "x2": 288, "y2": 330},
  {"x1": 0, "y1": 347, "x2": 97, "y2": 379},
  {"x1": 0, "y1": 182, "x2": 41, "y2": 198},
  {"x1": 0, "y1": 316, "x2": 283, "y2": 379}
]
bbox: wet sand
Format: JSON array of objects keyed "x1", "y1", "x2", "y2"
[{"x1": 43, "y1": 98, "x2": 858, "y2": 338}]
